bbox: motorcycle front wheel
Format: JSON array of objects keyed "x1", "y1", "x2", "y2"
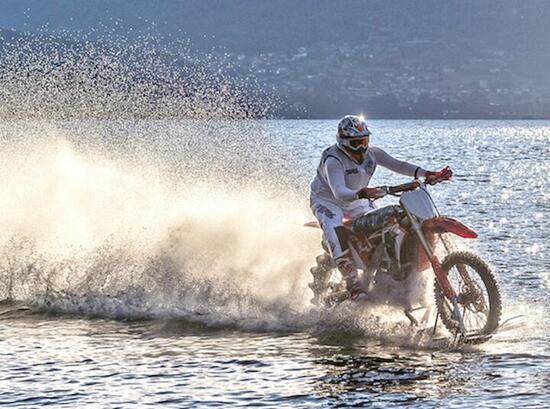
[{"x1": 434, "y1": 251, "x2": 502, "y2": 343}]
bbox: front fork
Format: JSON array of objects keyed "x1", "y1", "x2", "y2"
[{"x1": 405, "y1": 209, "x2": 467, "y2": 335}]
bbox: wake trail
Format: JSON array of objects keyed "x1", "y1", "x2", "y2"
[{"x1": 0, "y1": 121, "x2": 323, "y2": 331}]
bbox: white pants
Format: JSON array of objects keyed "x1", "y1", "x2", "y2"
[{"x1": 311, "y1": 197, "x2": 376, "y2": 259}]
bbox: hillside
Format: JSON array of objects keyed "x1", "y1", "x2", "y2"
[{"x1": 2, "y1": 1, "x2": 549, "y2": 118}]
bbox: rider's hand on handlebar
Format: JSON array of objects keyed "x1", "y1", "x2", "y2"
[
  {"x1": 356, "y1": 186, "x2": 387, "y2": 200},
  {"x1": 425, "y1": 166, "x2": 453, "y2": 185}
]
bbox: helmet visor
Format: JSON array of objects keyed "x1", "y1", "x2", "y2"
[{"x1": 348, "y1": 135, "x2": 369, "y2": 150}]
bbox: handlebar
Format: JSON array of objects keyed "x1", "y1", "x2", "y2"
[
  {"x1": 387, "y1": 180, "x2": 421, "y2": 195},
  {"x1": 379, "y1": 177, "x2": 446, "y2": 198},
  {"x1": 359, "y1": 174, "x2": 451, "y2": 201}
]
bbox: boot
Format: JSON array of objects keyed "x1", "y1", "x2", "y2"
[{"x1": 335, "y1": 252, "x2": 368, "y2": 301}]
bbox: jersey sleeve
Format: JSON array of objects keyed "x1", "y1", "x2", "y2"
[
  {"x1": 324, "y1": 156, "x2": 358, "y2": 201},
  {"x1": 371, "y1": 146, "x2": 426, "y2": 177}
]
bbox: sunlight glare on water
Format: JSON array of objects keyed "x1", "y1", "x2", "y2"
[{"x1": 0, "y1": 119, "x2": 548, "y2": 408}]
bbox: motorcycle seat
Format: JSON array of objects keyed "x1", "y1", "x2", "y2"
[{"x1": 352, "y1": 205, "x2": 401, "y2": 235}]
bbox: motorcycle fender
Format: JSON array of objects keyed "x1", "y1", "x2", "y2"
[{"x1": 422, "y1": 217, "x2": 478, "y2": 239}]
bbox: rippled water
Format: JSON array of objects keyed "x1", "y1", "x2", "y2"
[{"x1": 0, "y1": 120, "x2": 548, "y2": 407}]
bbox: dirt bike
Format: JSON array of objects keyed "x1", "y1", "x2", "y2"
[{"x1": 306, "y1": 178, "x2": 502, "y2": 344}]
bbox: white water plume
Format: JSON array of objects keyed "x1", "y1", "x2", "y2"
[
  {"x1": 0, "y1": 126, "x2": 320, "y2": 329},
  {"x1": 0, "y1": 26, "x2": 276, "y2": 119},
  {"x1": 0, "y1": 25, "x2": 319, "y2": 328}
]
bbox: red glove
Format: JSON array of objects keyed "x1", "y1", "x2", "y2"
[
  {"x1": 425, "y1": 166, "x2": 453, "y2": 185},
  {"x1": 356, "y1": 186, "x2": 387, "y2": 200}
]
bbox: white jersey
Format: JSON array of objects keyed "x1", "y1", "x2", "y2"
[{"x1": 310, "y1": 144, "x2": 425, "y2": 208}]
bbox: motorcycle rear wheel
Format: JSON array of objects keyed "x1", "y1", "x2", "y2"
[
  {"x1": 434, "y1": 251, "x2": 501, "y2": 343},
  {"x1": 309, "y1": 253, "x2": 348, "y2": 307}
]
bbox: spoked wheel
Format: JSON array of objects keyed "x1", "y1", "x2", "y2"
[{"x1": 434, "y1": 251, "x2": 501, "y2": 343}]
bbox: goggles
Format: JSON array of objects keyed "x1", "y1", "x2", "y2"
[{"x1": 348, "y1": 135, "x2": 370, "y2": 150}]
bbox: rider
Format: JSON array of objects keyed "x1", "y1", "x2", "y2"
[{"x1": 310, "y1": 115, "x2": 452, "y2": 300}]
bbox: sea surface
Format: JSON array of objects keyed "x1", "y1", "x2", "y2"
[{"x1": 0, "y1": 119, "x2": 548, "y2": 408}]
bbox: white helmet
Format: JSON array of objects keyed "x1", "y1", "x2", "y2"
[{"x1": 336, "y1": 115, "x2": 371, "y2": 153}]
